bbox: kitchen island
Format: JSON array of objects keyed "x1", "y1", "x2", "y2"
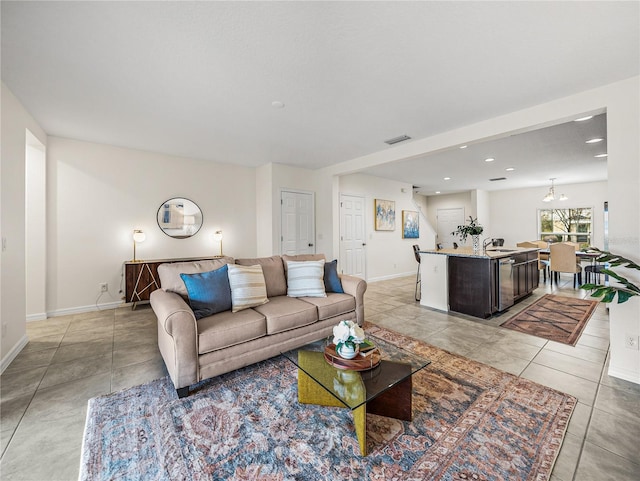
[{"x1": 419, "y1": 246, "x2": 539, "y2": 318}]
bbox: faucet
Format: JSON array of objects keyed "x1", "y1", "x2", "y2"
[{"x1": 482, "y1": 237, "x2": 493, "y2": 251}]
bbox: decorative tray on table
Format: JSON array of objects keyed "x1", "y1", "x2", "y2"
[{"x1": 323, "y1": 343, "x2": 381, "y2": 371}]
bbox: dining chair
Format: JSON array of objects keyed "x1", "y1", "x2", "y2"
[
  {"x1": 532, "y1": 240, "x2": 550, "y2": 281},
  {"x1": 517, "y1": 241, "x2": 549, "y2": 282},
  {"x1": 516, "y1": 241, "x2": 537, "y2": 248},
  {"x1": 412, "y1": 244, "x2": 421, "y2": 301},
  {"x1": 550, "y1": 242, "x2": 583, "y2": 287}
]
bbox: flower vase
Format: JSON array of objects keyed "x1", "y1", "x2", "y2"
[
  {"x1": 337, "y1": 344, "x2": 359, "y2": 359},
  {"x1": 472, "y1": 235, "x2": 480, "y2": 252}
]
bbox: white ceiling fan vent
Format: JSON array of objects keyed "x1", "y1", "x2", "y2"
[{"x1": 384, "y1": 135, "x2": 411, "y2": 145}]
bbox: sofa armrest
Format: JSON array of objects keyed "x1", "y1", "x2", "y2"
[
  {"x1": 339, "y1": 274, "x2": 367, "y2": 326},
  {"x1": 150, "y1": 289, "x2": 198, "y2": 390}
]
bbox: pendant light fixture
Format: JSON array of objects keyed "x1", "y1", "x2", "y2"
[{"x1": 542, "y1": 178, "x2": 568, "y2": 202}]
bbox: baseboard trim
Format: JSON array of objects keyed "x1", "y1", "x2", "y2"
[
  {"x1": 608, "y1": 365, "x2": 640, "y2": 385},
  {"x1": 1, "y1": 334, "x2": 28, "y2": 374},
  {"x1": 47, "y1": 300, "x2": 124, "y2": 318},
  {"x1": 26, "y1": 312, "x2": 47, "y2": 322},
  {"x1": 367, "y1": 271, "x2": 414, "y2": 283}
]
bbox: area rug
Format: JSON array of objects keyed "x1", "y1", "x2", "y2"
[
  {"x1": 501, "y1": 294, "x2": 599, "y2": 345},
  {"x1": 80, "y1": 324, "x2": 575, "y2": 481}
]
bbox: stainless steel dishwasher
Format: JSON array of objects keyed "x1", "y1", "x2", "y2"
[{"x1": 498, "y1": 257, "x2": 515, "y2": 311}]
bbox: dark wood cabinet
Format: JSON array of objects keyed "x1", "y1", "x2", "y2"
[
  {"x1": 448, "y1": 256, "x2": 498, "y2": 319},
  {"x1": 124, "y1": 256, "x2": 222, "y2": 307},
  {"x1": 448, "y1": 251, "x2": 539, "y2": 319},
  {"x1": 512, "y1": 251, "x2": 539, "y2": 301}
]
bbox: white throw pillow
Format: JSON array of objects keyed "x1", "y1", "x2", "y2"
[
  {"x1": 286, "y1": 260, "x2": 327, "y2": 298},
  {"x1": 227, "y1": 264, "x2": 269, "y2": 312}
]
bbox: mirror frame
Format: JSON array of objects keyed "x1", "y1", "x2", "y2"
[{"x1": 157, "y1": 197, "x2": 203, "y2": 239}]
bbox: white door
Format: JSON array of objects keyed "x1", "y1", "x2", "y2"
[
  {"x1": 437, "y1": 208, "x2": 465, "y2": 248},
  {"x1": 340, "y1": 194, "x2": 366, "y2": 278},
  {"x1": 281, "y1": 191, "x2": 315, "y2": 255}
]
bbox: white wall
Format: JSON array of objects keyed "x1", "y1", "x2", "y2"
[
  {"x1": 255, "y1": 163, "x2": 274, "y2": 256},
  {"x1": 489, "y1": 181, "x2": 607, "y2": 248},
  {"x1": 1, "y1": 83, "x2": 47, "y2": 371},
  {"x1": 25, "y1": 131, "x2": 47, "y2": 320},
  {"x1": 339, "y1": 173, "x2": 435, "y2": 281},
  {"x1": 46, "y1": 137, "x2": 257, "y2": 315}
]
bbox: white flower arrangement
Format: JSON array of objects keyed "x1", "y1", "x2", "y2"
[{"x1": 332, "y1": 320, "x2": 365, "y2": 351}]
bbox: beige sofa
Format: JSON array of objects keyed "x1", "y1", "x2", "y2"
[{"x1": 150, "y1": 254, "x2": 367, "y2": 397}]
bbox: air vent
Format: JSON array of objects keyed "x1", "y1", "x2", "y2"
[
  {"x1": 384, "y1": 135, "x2": 411, "y2": 145},
  {"x1": 489, "y1": 177, "x2": 507, "y2": 181}
]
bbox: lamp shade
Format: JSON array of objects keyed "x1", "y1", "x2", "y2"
[
  {"x1": 133, "y1": 230, "x2": 146, "y2": 243},
  {"x1": 213, "y1": 230, "x2": 223, "y2": 242}
]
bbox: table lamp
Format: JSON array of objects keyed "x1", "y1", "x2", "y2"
[
  {"x1": 213, "y1": 230, "x2": 223, "y2": 256},
  {"x1": 132, "y1": 229, "x2": 146, "y2": 262}
]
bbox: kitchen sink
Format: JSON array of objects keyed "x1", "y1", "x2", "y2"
[{"x1": 486, "y1": 248, "x2": 516, "y2": 252}]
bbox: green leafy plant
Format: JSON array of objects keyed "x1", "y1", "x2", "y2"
[
  {"x1": 581, "y1": 248, "x2": 640, "y2": 303},
  {"x1": 451, "y1": 216, "x2": 484, "y2": 243}
]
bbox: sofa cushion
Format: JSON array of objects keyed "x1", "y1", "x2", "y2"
[
  {"x1": 299, "y1": 293, "x2": 356, "y2": 321},
  {"x1": 180, "y1": 265, "x2": 232, "y2": 320},
  {"x1": 227, "y1": 264, "x2": 269, "y2": 313},
  {"x1": 282, "y1": 254, "x2": 326, "y2": 274},
  {"x1": 323, "y1": 259, "x2": 344, "y2": 293},
  {"x1": 286, "y1": 260, "x2": 326, "y2": 298},
  {"x1": 235, "y1": 256, "x2": 287, "y2": 298},
  {"x1": 252, "y1": 296, "x2": 318, "y2": 335},
  {"x1": 197, "y1": 308, "x2": 266, "y2": 354},
  {"x1": 158, "y1": 257, "x2": 234, "y2": 298}
]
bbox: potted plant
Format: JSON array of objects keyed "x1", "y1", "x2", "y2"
[
  {"x1": 452, "y1": 216, "x2": 484, "y2": 250},
  {"x1": 581, "y1": 248, "x2": 640, "y2": 303},
  {"x1": 332, "y1": 320, "x2": 365, "y2": 359}
]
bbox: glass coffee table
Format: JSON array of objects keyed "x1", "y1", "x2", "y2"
[{"x1": 281, "y1": 336, "x2": 430, "y2": 456}]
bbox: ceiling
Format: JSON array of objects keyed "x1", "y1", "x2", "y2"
[
  {"x1": 2, "y1": 2, "x2": 638, "y2": 191},
  {"x1": 364, "y1": 112, "x2": 608, "y2": 195}
]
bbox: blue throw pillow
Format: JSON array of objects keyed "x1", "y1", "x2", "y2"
[
  {"x1": 180, "y1": 265, "x2": 232, "y2": 320},
  {"x1": 324, "y1": 259, "x2": 344, "y2": 293}
]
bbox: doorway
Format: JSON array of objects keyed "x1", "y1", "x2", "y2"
[
  {"x1": 25, "y1": 129, "x2": 47, "y2": 320},
  {"x1": 436, "y1": 207, "x2": 464, "y2": 248},
  {"x1": 339, "y1": 194, "x2": 366, "y2": 278},
  {"x1": 280, "y1": 190, "x2": 315, "y2": 255}
]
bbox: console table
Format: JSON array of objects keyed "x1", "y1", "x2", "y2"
[{"x1": 124, "y1": 256, "x2": 222, "y2": 308}]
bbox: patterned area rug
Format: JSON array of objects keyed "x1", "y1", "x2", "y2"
[
  {"x1": 80, "y1": 324, "x2": 575, "y2": 481},
  {"x1": 501, "y1": 294, "x2": 599, "y2": 345}
]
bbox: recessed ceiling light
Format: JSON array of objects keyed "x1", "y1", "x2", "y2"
[
  {"x1": 459, "y1": 145, "x2": 468, "y2": 149},
  {"x1": 574, "y1": 115, "x2": 593, "y2": 122},
  {"x1": 435, "y1": 191, "x2": 441, "y2": 194},
  {"x1": 484, "y1": 158, "x2": 495, "y2": 162},
  {"x1": 443, "y1": 177, "x2": 451, "y2": 181},
  {"x1": 505, "y1": 167, "x2": 515, "y2": 171},
  {"x1": 271, "y1": 101, "x2": 285, "y2": 109},
  {"x1": 594, "y1": 153, "x2": 608, "y2": 158},
  {"x1": 586, "y1": 138, "x2": 604, "y2": 144}
]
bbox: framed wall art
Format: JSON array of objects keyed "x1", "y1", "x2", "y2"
[
  {"x1": 402, "y1": 210, "x2": 419, "y2": 239},
  {"x1": 374, "y1": 199, "x2": 395, "y2": 231}
]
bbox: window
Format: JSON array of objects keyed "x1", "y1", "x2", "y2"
[{"x1": 538, "y1": 207, "x2": 592, "y2": 249}]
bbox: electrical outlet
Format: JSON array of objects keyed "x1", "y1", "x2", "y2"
[
  {"x1": 99, "y1": 282, "x2": 108, "y2": 293},
  {"x1": 625, "y1": 333, "x2": 639, "y2": 350}
]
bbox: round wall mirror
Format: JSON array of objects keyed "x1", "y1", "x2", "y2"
[{"x1": 157, "y1": 198, "x2": 203, "y2": 239}]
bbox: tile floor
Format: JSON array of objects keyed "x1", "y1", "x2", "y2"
[{"x1": 1, "y1": 274, "x2": 639, "y2": 480}]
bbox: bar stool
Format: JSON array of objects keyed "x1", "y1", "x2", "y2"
[
  {"x1": 585, "y1": 264, "x2": 607, "y2": 283},
  {"x1": 413, "y1": 244, "x2": 421, "y2": 301}
]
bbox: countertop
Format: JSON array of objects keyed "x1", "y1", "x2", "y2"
[{"x1": 419, "y1": 246, "x2": 539, "y2": 259}]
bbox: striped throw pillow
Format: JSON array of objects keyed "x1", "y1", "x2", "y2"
[
  {"x1": 286, "y1": 260, "x2": 327, "y2": 298},
  {"x1": 227, "y1": 264, "x2": 269, "y2": 312}
]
